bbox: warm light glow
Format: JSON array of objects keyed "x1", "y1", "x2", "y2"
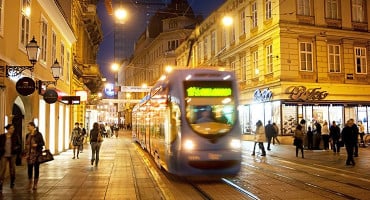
[
  {"x1": 165, "y1": 65, "x2": 173, "y2": 73},
  {"x1": 222, "y1": 16, "x2": 233, "y2": 26},
  {"x1": 142, "y1": 83, "x2": 148, "y2": 88},
  {"x1": 76, "y1": 91, "x2": 88, "y2": 102},
  {"x1": 24, "y1": 6, "x2": 31, "y2": 17},
  {"x1": 98, "y1": 92, "x2": 102, "y2": 98},
  {"x1": 126, "y1": 93, "x2": 131, "y2": 98},
  {"x1": 111, "y1": 63, "x2": 119, "y2": 71},
  {"x1": 115, "y1": 8, "x2": 127, "y2": 21}
]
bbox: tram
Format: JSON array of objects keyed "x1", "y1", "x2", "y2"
[{"x1": 132, "y1": 69, "x2": 242, "y2": 176}]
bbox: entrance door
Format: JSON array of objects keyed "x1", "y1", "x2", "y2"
[{"x1": 12, "y1": 104, "x2": 23, "y2": 166}]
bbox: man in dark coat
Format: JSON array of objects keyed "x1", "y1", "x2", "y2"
[
  {"x1": 341, "y1": 119, "x2": 358, "y2": 166},
  {"x1": 265, "y1": 120, "x2": 276, "y2": 151},
  {"x1": 329, "y1": 121, "x2": 341, "y2": 153}
]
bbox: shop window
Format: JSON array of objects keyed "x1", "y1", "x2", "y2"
[
  {"x1": 282, "y1": 104, "x2": 297, "y2": 135},
  {"x1": 329, "y1": 105, "x2": 343, "y2": 128},
  {"x1": 239, "y1": 105, "x2": 250, "y2": 134}
]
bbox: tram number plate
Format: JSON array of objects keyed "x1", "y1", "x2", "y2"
[{"x1": 208, "y1": 153, "x2": 221, "y2": 160}]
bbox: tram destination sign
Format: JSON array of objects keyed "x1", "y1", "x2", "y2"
[{"x1": 186, "y1": 87, "x2": 232, "y2": 97}]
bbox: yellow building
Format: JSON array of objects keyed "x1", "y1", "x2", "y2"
[
  {"x1": 0, "y1": 0, "x2": 102, "y2": 157},
  {"x1": 0, "y1": 1, "x2": 75, "y2": 154},
  {"x1": 176, "y1": 0, "x2": 370, "y2": 135}
]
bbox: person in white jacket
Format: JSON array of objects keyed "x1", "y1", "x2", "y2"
[{"x1": 251, "y1": 120, "x2": 266, "y2": 156}]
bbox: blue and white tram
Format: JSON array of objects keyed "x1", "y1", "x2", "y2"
[{"x1": 132, "y1": 69, "x2": 241, "y2": 176}]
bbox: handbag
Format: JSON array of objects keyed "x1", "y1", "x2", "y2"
[
  {"x1": 37, "y1": 149, "x2": 54, "y2": 164},
  {"x1": 97, "y1": 133, "x2": 103, "y2": 142}
]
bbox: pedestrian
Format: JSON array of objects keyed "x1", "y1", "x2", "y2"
[
  {"x1": 0, "y1": 124, "x2": 21, "y2": 191},
  {"x1": 322, "y1": 121, "x2": 330, "y2": 150},
  {"x1": 329, "y1": 121, "x2": 341, "y2": 153},
  {"x1": 79, "y1": 123, "x2": 87, "y2": 153},
  {"x1": 341, "y1": 119, "x2": 358, "y2": 166},
  {"x1": 251, "y1": 120, "x2": 266, "y2": 156},
  {"x1": 272, "y1": 123, "x2": 280, "y2": 145},
  {"x1": 24, "y1": 122, "x2": 45, "y2": 190},
  {"x1": 313, "y1": 120, "x2": 322, "y2": 149},
  {"x1": 265, "y1": 120, "x2": 276, "y2": 150},
  {"x1": 70, "y1": 122, "x2": 82, "y2": 159},
  {"x1": 306, "y1": 126, "x2": 314, "y2": 150},
  {"x1": 90, "y1": 122, "x2": 102, "y2": 167},
  {"x1": 351, "y1": 120, "x2": 359, "y2": 157},
  {"x1": 358, "y1": 121, "x2": 365, "y2": 146},
  {"x1": 294, "y1": 124, "x2": 304, "y2": 158}
]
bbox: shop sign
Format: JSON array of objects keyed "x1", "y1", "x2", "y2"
[
  {"x1": 16, "y1": 77, "x2": 35, "y2": 96},
  {"x1": 253, "y1": 88, "x2": 272, "y2": 102},
  {"x1": 289, "y1": 86, "x2": 328, "y2": 101},
  {"x1": 43, "y1": 89, "x2": 58, "y2": 104},
  {"x1": 346, "y1": 74, "x2": 354, "y2": 80}
]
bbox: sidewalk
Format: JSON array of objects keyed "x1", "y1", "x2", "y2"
[{"x1": 0, "y1": 130, "x2": 162, "y2": 200}]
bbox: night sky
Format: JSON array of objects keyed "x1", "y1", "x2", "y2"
[{"x1": 96, "y1": 0, "x2": 226, "y2": 83}]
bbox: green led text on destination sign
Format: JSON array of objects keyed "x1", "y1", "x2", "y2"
[{"x1": 186, "y1": 87, "x2": 232, "y2": 97}]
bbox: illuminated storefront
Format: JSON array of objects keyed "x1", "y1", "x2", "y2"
[{"x1": 240, "y1": 86, "x2": 370, "y2": 136}]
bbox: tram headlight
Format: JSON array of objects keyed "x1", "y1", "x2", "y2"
[
  {"x1": 230, "y1": 139, "x2": 241, "y2": 149},
  {"x1": 184, "y1": 140, "x2": 195, "y2": 150}
]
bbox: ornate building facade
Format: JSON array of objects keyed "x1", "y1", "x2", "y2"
[{"x1": 176, "y1": 0, "x2": 370, "y2": 135}]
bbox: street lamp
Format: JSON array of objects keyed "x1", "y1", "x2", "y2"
[
  {"x1": 37, "y1": 59, "x2": 62, "y2": 94},
  {"x1": 4, "y1": 36, "x2": 40, "y2": 77}
]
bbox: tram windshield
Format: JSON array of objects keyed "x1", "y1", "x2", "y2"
[{"x1": 184, "y1": 81, "x2": 236, "y2": 136}]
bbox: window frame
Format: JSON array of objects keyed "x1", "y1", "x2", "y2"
[
  {"x1": 265, "y1": 0, "x2": 272, "y2": 20},
  {"x1": 325, "y1": 0, "x2": 340, "y2": 19},
  {"x1": 252, "y1": 50, "x2": 259, "y2": 77},
  {"x1": 266, "y1": 44, "x2": 273, "y2": 74},
  {"x1": 328, "y1": 44, "x2": 341, "y2": 73},
  {"x1": 351, "y1": 0, "x2": 365, "y2": 22},
  {"x1": 297, "y1": 0, "x2": 311, "y2": 16},
  {"x1": 40, "y1": 17, "x2": 48, "y2": 64},
  {"x1": 251, "y1": 1, "x2": 258, "y2": 28},
  {"x1": 354, "y1": 47, "x2": 367, "y2": 74},
  {"x1": 20, "y1": 0, "x2": 31, "y2": 48},
  {"x1": 239, "y1": 10, "x2": 246, "y2": 35},
  {"x1": 299, "y1": 42, "x2": 313, "y2": 72}
]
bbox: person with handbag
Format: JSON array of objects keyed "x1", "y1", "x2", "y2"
[
  {"x1": 0, "y1": 124, "x2": 21, "y2": 191},
  {"x1": 70, "y1": 122, "x2": 82, "y2": 159},
  {"x1": 24, "y1": 122, "x2": 45, "y2": 190},
  {"x1": 294, "y1": 124, "x2": 304, "y2": 158},
  {"x1": 89, "y1": 122, "x2": 102, "y2": 167}
]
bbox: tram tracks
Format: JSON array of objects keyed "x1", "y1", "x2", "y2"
[
  {"x1": 239, "y1": 154, "x2": 368, "y2": 200},
  {"x1": 186, "y1": 177, "x2": 257, "y2": 200}
]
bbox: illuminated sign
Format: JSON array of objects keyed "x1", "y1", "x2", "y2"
[
  {"x1": 186, "y1": 87, "x2": 232, "y2": 97},
  {"x1": 254, "y1": 88, "x2": 272, "y2": 102},
  {"x1": 289, "y1": 86, "x2": 328, "y2": 101}
]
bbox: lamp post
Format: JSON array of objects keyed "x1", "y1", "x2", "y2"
[{"x1": 3, "y1": 36, "x2": 40, "y2": 77}]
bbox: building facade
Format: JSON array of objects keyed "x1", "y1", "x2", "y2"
[
  {"x1": 0, "y1": 0, "x2": 75, "y2": 155},
  {"x1": 175, "y1": 0, "x2": 370, "y2": 135},
  {"x1": 0, "y1": 0, "x2": 102, "y2": 156}
]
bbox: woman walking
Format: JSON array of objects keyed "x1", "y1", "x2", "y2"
[
  {"x1": 24, "y1": 122, "x2": 45, "y2": 190},
  {"x1": 251, "y1": 120, "x2": 266, "y2": 156},
  {"x1": 90, "y1": 122, "x2": 102, "y2": 167},
  {"x1": 0, "y1": 124, "x2": 21, "y2": 191},
  {"x1": 294, "y1": 124, "x2": 304, "y2": 158}
]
